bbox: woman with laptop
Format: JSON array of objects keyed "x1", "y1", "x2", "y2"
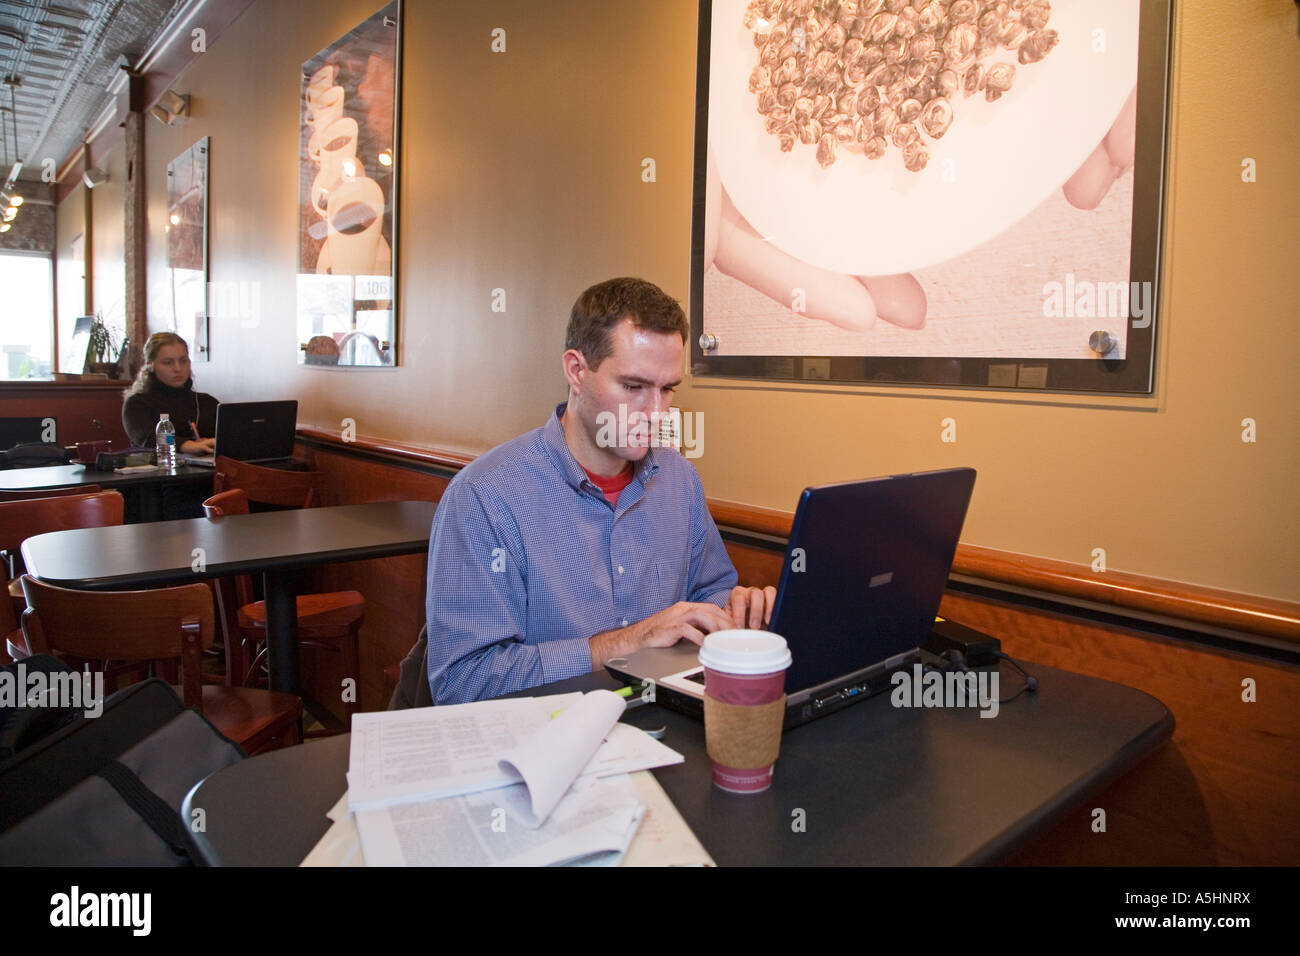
[{"x1": 121, "y1": 332, "x2": 219, "y2": 454}]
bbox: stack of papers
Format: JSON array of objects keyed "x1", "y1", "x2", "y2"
[
  {"x1": 333, "y1": 689, "x2": 698, "y2": 867},
  {"x1": 302, "y1": 772, "x2": 715, "y2": 868}
]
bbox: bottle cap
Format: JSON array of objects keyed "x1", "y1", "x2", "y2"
[{"x1": 159, "y1": 413, "x2": 169, "y2": 421}]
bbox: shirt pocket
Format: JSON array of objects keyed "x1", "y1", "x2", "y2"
[{"x1": 653, "y1": 559, "x2": 688, "y2": 606}]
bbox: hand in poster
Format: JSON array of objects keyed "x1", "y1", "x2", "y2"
[
  {"x1": 1063, "y1": 86, "x2": 1137, "y2": 211},
  {"x1": 706, "y1": 85, "x2": 1138, "y2": 332},
  {"x1": 705, "y1": 146, "x2": 926, "y2": 332}
]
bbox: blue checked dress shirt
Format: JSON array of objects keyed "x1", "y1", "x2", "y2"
[{"x1": 425, "y1": 403, "x2": 738, "y2": 704}]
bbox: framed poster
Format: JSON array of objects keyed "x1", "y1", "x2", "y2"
[
  {"x1": 166, "y1": 136, "x2": 209, "y2": 360},
  {"x1": 296, "y1": 1, "x2": 400, "y2": 367},
  {"x1": 690, "y1": 0, "x2": 1172, "y2": 392}
]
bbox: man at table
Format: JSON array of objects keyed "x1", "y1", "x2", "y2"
[{"x1": 426, "y1": 277, "x2": 774, "y2": 704}]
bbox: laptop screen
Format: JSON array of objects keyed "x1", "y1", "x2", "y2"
[
  {"x1": 771, "y1": 468, "x2": 976, "y2": 693},
  {"x1": 213, "y1": 401, "x2": 298, "y2": 462}
]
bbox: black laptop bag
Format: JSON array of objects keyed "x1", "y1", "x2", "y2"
[
  {"x1": 0, "y1": 674, "x2": 244, "y2": 865},
  {"x1": 0, "y1": 442, "x2": 74, "y2": 470},
  {"x1": 0, "y1": 655, "x2": 86, "y2": 760}
]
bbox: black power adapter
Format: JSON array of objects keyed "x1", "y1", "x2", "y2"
[{"x1": 923, "y1": 619, "x2": 1002, "y2": 667}]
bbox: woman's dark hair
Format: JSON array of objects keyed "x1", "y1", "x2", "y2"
[
  {"x1": 126, "y1": 331, "x2": 190, "y2": 396},
  {"x1": 565, "y1": 277, "x2": 688, "y2": 369}
]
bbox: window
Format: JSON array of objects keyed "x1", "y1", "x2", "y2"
[{"x1": 0, "y1": 252, "x2": 54, "y2": 379}]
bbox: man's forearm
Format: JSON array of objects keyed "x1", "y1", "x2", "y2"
[{"x1": 589, "y1": 623, "x2": 639, "y2": 670}]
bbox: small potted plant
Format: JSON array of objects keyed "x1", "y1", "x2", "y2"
[{"x1": 85, "y1": 315, "x2": 124, "y2": 377}]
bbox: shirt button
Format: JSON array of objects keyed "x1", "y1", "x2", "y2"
[
  {"x1": 621, "y1": 618, "x2": 629, "y2": 627},
  {"x1": 617, "y1": 565, "x2": 624, "y2": 574}
]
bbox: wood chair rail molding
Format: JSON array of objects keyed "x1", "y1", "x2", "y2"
[
  {"x1": 296, "y1": 427, "x2": 1300, "y2": 645},
  {"x1": 0, "y1": 381, "x2": 132, "y2": 392},
  {"x1": 297, "y1": 427, "x2": 473, "y2": 472}
]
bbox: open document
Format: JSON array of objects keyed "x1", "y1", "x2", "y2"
[
  {"x1": 348, "y1": 694, "x2": 579, "y2": 809},
  {"x1": 346, "y1": 690, "x2": 686, "y2": 866}
]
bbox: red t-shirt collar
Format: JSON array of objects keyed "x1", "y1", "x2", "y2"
[{"x1": 581, "y1": 462, "x2": 634, "y2": 505}]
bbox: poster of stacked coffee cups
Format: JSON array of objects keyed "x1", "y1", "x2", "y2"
[{"x1": 296, "y1": 2, "x2": 399, "y2": 367}]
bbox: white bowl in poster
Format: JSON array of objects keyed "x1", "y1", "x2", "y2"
[{"x1": 709, "y1": 0, "x2": 1140, "y2": 277}]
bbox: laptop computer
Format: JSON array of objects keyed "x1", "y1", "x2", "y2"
[
  {"x1": 182, "y1": 400, "x2": 299, "y2": 467},
  {"x1": 606, "y1": 467, "x2": 977, "y2": 729}
]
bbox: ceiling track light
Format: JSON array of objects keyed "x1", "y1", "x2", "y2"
[{"x1": 150, "y1": 89, "x2": 190, "y2": 126}]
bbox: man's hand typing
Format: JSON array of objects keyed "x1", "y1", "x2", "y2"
[
  {"x1": 589, "y1": 601, "x2": 734, "y2": 669},
  {"x1": 726, "y1": 585, "x2": 777, "y2": 630}
]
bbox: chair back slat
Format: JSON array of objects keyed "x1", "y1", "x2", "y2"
[
  {"x1": 20, "y1": 576, "x2": 213, "y2": 708},
  {"x1": 213, "y1": 456, "x2": 316, "y2": 509}
]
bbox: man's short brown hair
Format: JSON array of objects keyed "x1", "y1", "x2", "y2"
[{"x1": 565, "y1": 277, "x2": 688, "y2": 369}]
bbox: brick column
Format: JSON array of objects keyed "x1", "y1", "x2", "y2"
[{"x1": 123, "y1": 72, "x2": 147, "y2": 370}]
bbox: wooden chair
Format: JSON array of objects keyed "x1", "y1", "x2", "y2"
[
  {"x1": 203, "y1": 488, "x2": 363, "y2": 732},
  {"x1": 0, "y1": 491, "x2": 122, "y2": 663},
  {"x1": 213, "y1": 455, "x2": 316, "y2": 508},
  {"x1": 19, "y1": 575, "x2": 301, "y2": 755},
  {"x1": 0, "y1": 485, "x2": 106, "y2": 590}
]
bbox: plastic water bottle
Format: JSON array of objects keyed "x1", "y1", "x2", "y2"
[{"x1": 154, "y1": 413, "x2": 177, "y2": 473}]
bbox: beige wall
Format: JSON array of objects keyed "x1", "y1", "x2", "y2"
[
  {"x1": 112, "y1": 0, "x2": 1299, "y2": 600},
  {"x1": 89, "y1": 143, "x2": 127, "y2": 338},
  {"x1": 54, "y1": 184, "x2": 85, "y2": 371}
]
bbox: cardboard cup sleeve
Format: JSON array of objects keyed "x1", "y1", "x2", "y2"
[{"x1": 704, "y1": 693, "x2": 786, "y2": 769}]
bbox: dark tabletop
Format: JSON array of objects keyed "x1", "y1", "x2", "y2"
[
  {"x1": 0, "y1": 462, "x2": 216, "y2": 492},
  {"x1": 184, "y1": 662, "x2": 1173, "y2": 866},
  {"x1": 21, "y1": 500, "x2": 437, "y2": 589}
]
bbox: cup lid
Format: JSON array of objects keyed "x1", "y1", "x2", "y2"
[{"x1": 698, "y1": 630, "x2": 792, "y2": 675}]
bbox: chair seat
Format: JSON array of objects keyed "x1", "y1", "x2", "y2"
[
  {"x1": 236, "y1": 591, "x2": 365, "y2": 634},
  {"x1": 175, "y1": 684, "x2": 303, "y2": 755}
]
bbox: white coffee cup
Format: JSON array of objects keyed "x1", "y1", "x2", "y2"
[
  {"x1": 317, "y1": 117, "x2": 358, "y2": 186},
  {"x1": 305, "y1": 85, "x2": 345, "y2": 133},
  {"x1": 323, "y1": 176, "x2": 385, "y2": 275},
  {"x1": 698, "y1": 630, "x2": 792, "y2": 794},
  {"x1": 305, "y1": 64, "x2": 338, "y2": 102}
]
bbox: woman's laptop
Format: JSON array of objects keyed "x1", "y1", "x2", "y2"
[
  {"x1": 606, "y1": 467, "x2": 977, "y2": 729},
  {"x1": 182, "y1": 400, "x2": 299, "y2": 467}
]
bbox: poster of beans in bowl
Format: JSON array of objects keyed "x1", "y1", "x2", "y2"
[
  {"x1": 296, "y1": 2, "x2": 400, "y2": 368},
  {"x1": 690, "y1": 0, "x2": 1171, "y2": 393}
]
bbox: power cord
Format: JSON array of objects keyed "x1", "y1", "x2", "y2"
[
  {"x1": 933, "y1": 647, "x2": 1038, "y2": 704},
  {"x1": 994, "y1": 651, "x2": 1038, "y2": 701}
]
